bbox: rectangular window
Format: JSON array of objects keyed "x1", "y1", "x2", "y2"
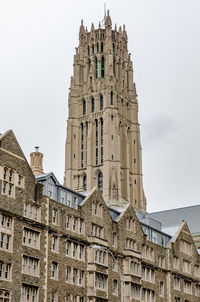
[
  {"x1": 0, "y1": 262, "x2": 11, "y2": 280},
  {"x1": 22, "y1": 256, "x2": 39, "y2": 277},
  {"x1": 174, "y1": 276, "x2": 180, "y2": 290},
  {"x1": 50, "y1": 292, "x2": 57, "y2": 302},
  {"x1": 52, "y1": 236, "x2": 58, "y2": 252},
  {"x1": 113, "y1": 280, "x2": 118, "y2": 295},
  {"x1": 66, "y1": 267, "x2": 71, "y2": 283},
  {"x1": 72, "y1": 243, "x2": 77, "y2": 258},
  {"x1": 52, "y1": 209, "x2": 58, "y2": 224},
  {"x1": 66, "y1": 215, "x2": 71, "y2": 229},
  {"x1": 160, "y1": 282, "x2": 164, "y2": 297},
  {"x1": 22, "y1": 228, "x2": 40, "y2": 249},
  {"x1": 60, "y1": 190, "x2": 65, "y2": 203},
  {"x1": 21, "y1": 285, "x2": 38, "y2": 302},
  {"x1": 51, "y1": 262, "x2": 58, "y2": 280},
  {"x1": 73, "y1": 217, "x2": 77, "y2": 231},
  {"x1": 66, "y1": 241, "x2": 71, "y2": 256}
]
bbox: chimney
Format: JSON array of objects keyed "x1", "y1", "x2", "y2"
[{"x1": 30, "y1": 146, "x2": 44, "y2": 176}]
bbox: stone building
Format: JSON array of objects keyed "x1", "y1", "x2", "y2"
[
  {"x1": 0, "y1": 130, "x2": 200, "y2": 301},
  {"x1": 1, "y1": 12, "x2": 200, "y2": 302}
]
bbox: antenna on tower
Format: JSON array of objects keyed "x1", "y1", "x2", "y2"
[{"x1": 101, "y1": 2, "x2": 107, "y2": 26}]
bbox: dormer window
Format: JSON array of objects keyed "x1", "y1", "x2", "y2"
[{"x1": 48, "y1": 184, "x2": 53, "y2": 198}]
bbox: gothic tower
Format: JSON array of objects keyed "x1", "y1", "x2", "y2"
[{"x1": 64, "y1": 11, "x2": 146, "y2": 212}]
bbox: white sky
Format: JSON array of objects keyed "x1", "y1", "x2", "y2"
[{"x1": 0, "y1": 0, "x2": 200, "y2": 212}]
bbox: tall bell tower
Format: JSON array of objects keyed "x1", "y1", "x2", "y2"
[{"x1": 64, "y1": 11, "x2": 146, "y2": 212}]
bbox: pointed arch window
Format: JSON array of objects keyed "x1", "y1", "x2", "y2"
[
  {"x1": 101, "y1": 57, "x2": 105, "y2": 78},
  {"x1": 110, "y1": 91, "x2": 113, "y2": 105},
  {"x1": 83, "y1": 100, "x2": 86, "y2": 115},
  {"x1": 95, "y1": 57, "x2": 98, "y2": 79},
  {"x1": 88, "y1": 45, "x2": 90, "y2": 56},
  {"x1": 98, "y1": 172, "x2": 103, "y2": 194},
  {"x1": 92, "y1": 44, "x2": 94, "y2": 54},
  {"x1": 83, "y1": 175, "x2": 87, "y2": 191},
  {"x1": 100, "y1": 95, "x2": 104, "y2": 110},
  {"x1": 101, "y1": 42, "x2": 104, "y2": 53},
  {"x1": 97, "y1": 42, "x2": 99, "y2": 53},
  {"x1": 91, "y1": 98, "x2": 95, "y2": 113}
]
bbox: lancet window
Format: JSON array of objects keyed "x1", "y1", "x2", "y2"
[
  {"x1": 91, "y1": 98, "x2": 95, "y2": 113},
  {"x1": 100, "y1": 95, "x2": 104, "y2": 110},
  {"x1": 101, "y1": 57, "x2": 105, "y2": 78},
  {"x1": 83, "y1": 100, "x2": 86, "y2": 115},
  {"x1": 83, "y1": 175, "x2": 87, "y2": 191},
  {"x1": 101, "y1": 42, "x2": 104, "y2": 53},
  {"x1": 110, "y1": 91, "x2": 113, "y2": 105},
  {"x1": 95, "y1": 57, "x2": 98, "y2": 79}
]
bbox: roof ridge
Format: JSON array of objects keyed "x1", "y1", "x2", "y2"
[{"x1": 150, "y1": 203, "x2": 200, "y2": 214}]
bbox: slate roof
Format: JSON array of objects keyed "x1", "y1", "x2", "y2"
[{"x1": 149, "y1": 204, "x2": 200, "y2": 235}]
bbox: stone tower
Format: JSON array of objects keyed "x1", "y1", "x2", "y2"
[{"x1": 64, "y1": 11, "x2": 146, "y2": 212}]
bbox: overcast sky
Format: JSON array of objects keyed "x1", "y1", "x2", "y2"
[{"x1": 1, "y1": 0, "x2": 200, "y2": 212}]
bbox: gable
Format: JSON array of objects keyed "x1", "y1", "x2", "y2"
[{"x1": 0, "y1": 130, "x2": 26, "y2": 159}]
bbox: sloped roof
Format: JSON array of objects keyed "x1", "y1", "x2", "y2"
[{"x1": 149, "y1": 204, "x2": 200, "y2": 235}]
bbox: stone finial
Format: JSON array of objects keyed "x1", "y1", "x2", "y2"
[
  {"x1": 30, "y1": 147, "x2": 44, "y2": 176},
  {"x1": 79, "y1": 19, "x2": 85, "y2": 37},
  {"x1": 91, "y1": 23, "x2": 95, "y2": 31},
  {"x1": 105, "y1": 9, "x2": 112, "y2": 28}
]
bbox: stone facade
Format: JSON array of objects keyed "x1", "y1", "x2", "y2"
[
  {"x1": 64, "y1": 12, "x2": 146, "y2": 212},
  {"x1": 0, "y1": 130, "x2": 200, "y2": 302}
]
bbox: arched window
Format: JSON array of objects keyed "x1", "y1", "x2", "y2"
[
  {"x1": 97, "y1": 42, "x2": 99, "y2": 53},
  {"x1": 98, "y1": 172, "x2": 103, "y2": 194},
  {"x1": 101, "y1": 57, "x2": 105, "y2": 78},
  {"x1": 88, "y1": 45, "x2": 90, "y2": 56},
  {"x1": 110, "y1": 91, "x2": 113, "y2": 105},
  {"x1": 91, "y1": 98, "x2": 95, "y2": 112},
  {"x1": 95, "y1": 57, "x2": 98, "y2": 79},
  {"x1": 100, "y1": 95, "x2": 103, "y2": 110},
  {"x1": 83, "y1": 100, "x2": 86, "y2": 115},
  {"x1": 92, "y1": 44, "x2": 94, "y2": 54},
  {"x1": 83, "y1": 175, "x2": 87, "y2": 191},
  {"x1": 101, "y1": 42, "x2": 104, "y2": 53}
]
